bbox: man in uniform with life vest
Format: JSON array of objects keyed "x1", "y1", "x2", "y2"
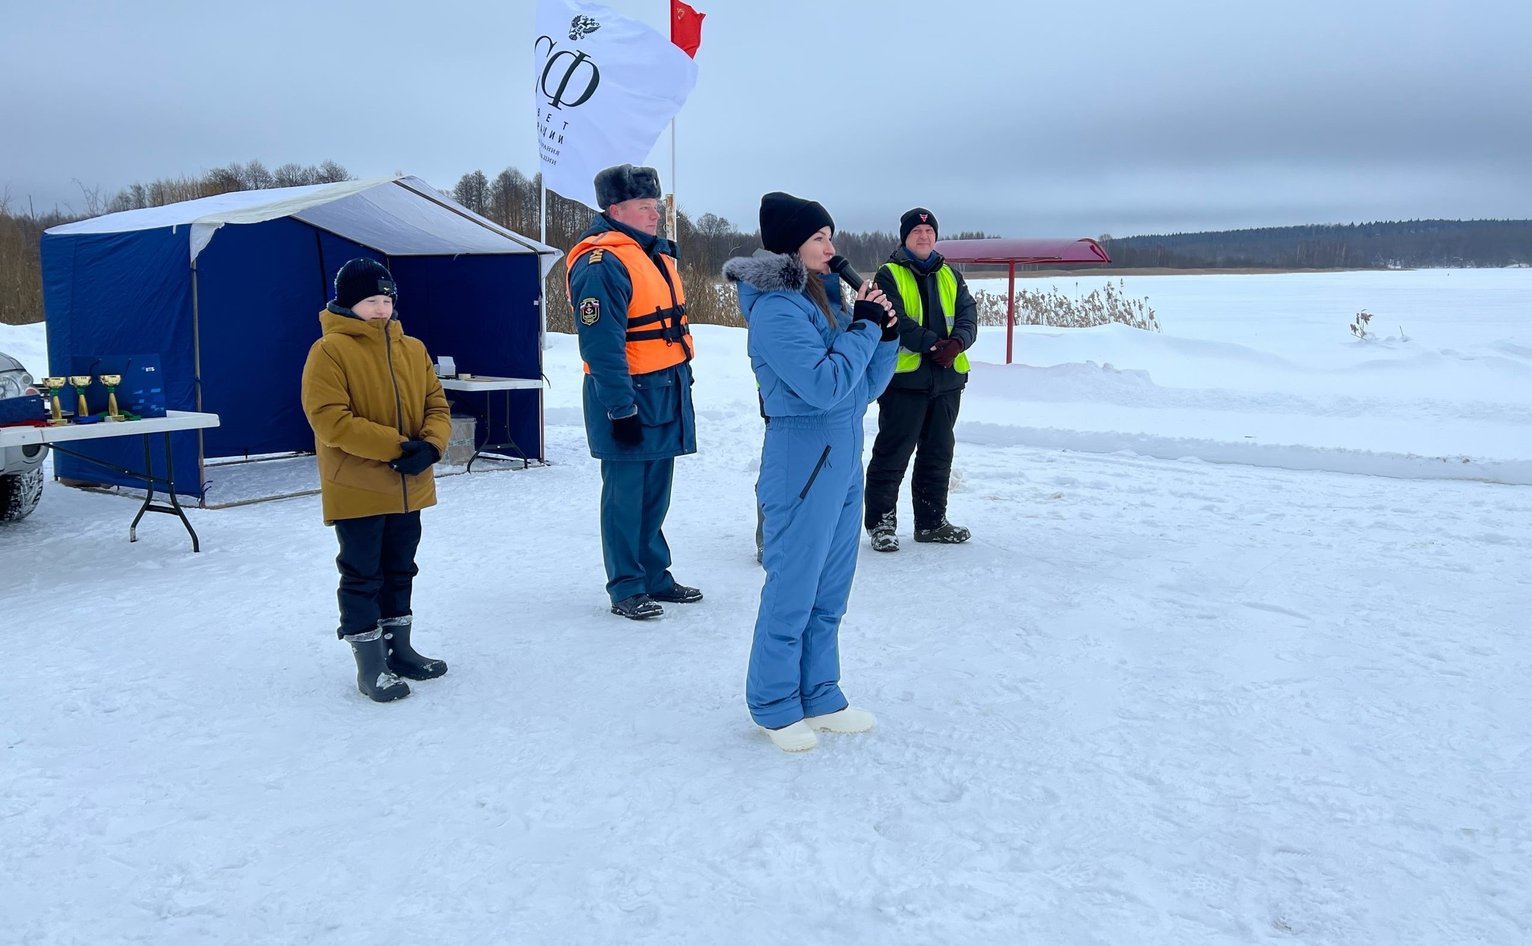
[
  {"x1": 568, "y1": 164, "x2": 702, "y2": 620},
  {"x1": 864, "y1": 207, "x2": 980, "y2": 551}
]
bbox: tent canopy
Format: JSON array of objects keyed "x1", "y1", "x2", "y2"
[
  {"x1": 934, "y1": 237, "x2": 1110, "y2": 266},
  {"x1": 933, "y1": 236, "x2": 1113, "y2": 365},
  {"x1": 49, "y1": 176, "x2": 562, "y2": 276},
  {"x1": 42, "y1": 176, "x2": 560, "y2": 502}
]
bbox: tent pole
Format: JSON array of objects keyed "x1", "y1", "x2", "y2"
[
  {"x1": 191, "y1": 260, "x2": 207, "y2": 505},
  {"x1": 1006, "y1": 261, "x2": 1016, "y2": 365},
  {"x1": 314, "y1": 230, "x2": 328, "y2": 298}
]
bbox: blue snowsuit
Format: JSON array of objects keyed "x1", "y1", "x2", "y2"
[
  {"x1": 723, "y1": 252, "x2": 897, "y2": 729},
  {"x1": 569, "y1": 214, "x2": 698, "y2": 604}
]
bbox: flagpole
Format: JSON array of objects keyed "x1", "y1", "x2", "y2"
[
  {"x1": 666, "y1": 0, "x2": 678, "y2": 240},
  {"x1": 539, "y1": 176, "x2": 548, "y2": 346},
  {"x1": 668, "y1": 117, "x2": 678, "y2": 239}
]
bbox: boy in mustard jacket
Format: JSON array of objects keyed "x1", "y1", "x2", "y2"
[{"x1": 301, "y1": 258, "x2": 452, "y2": 702}]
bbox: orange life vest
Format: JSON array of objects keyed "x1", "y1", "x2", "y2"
[{"x1": 568, "y1": 230, "x2": 694, "y2": 375}]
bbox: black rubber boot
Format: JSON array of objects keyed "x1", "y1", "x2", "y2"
[
  {"x1": 380, "y1": 616, "x2": 448, "y2": 680},
  {"x1": 343, "y1": 628, "x2": 411, "y2": 702}
]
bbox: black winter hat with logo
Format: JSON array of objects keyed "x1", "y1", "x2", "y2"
[
  {"x1": 900, "y1": 207, "x2": 939, "y2": 243},
  {"x1": 758, "y1": 191, "x2": 835, "y2": 255},
  {"x1": 333, "y1": 258, "x2": 397, "y2": 309}
]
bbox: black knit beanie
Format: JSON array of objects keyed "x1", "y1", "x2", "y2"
[
  {"x1": 899, "y1": 207, "x2": 939, "y2": 243},
  {"x1": 758, "y1": 191, "x2": 835, "y2": 255},
  {"x1": 333, "y1": 258, "x2": 396, "y2": 309}
]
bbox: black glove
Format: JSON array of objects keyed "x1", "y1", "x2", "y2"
[
  {"x1": 612, "y1": 413, "x2": 643, "y2": 445},
  {"x1": 852, "y1": 300, "x2": 899, "y2": 342},
  {"x1": 930, "y1": 337, "x2": 964, "y2": 367},
  {"x1": 389, "y1": 440, "x2": 440, "y2": 476}
]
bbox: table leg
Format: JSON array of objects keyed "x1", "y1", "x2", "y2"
[
  {"x1": 465, "y1": 389, "x2": 528, "y2": 472},
  {"x1": 465, "y1": 389, "x2": 490, "y2": 473},
  {"x1": 128, "y1": 432, "x2": 202, "y2": 552},
  {"x1": 129, "y1": 433, "x2": 155, "y2": 543},
  {"x1": 505, "y1": 389, "x2": 528, "y2": 469},
  {"x1": 159, "y1": 431, "x2": 201, "y2": 552}
]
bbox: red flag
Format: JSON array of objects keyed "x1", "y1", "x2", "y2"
[{"x1": 671, "y1": 0, "x2": 704, "y2": 58}]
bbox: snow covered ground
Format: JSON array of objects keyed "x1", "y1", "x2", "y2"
[{"x1": 2, "y1": 268, "x2": 1528, "y2": 944}]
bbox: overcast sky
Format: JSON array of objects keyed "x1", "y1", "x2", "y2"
[{"x1": 4, "y1": 0, "x2": 1528, "y2": 238}]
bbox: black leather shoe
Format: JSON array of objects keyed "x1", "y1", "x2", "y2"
[
  {"x1": 611, "y1": 593, "x2": 664, "y2": 619},
  {"x1": 649, "y1": 583, "x2": 703, "y2": 604}
]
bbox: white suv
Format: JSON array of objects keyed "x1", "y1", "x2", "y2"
[{"x1": 0, "y1": 351, "x2": 46, "y2": 521}]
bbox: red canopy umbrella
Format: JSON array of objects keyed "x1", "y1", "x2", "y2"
[{"x1": 933, "y1": 237, "x2": 1111, "y2": 364}]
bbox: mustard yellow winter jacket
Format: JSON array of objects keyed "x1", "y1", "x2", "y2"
[{"x1": 300, "y1": 306, "x2": 451, "y2": 523}]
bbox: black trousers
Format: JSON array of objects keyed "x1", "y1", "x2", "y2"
[
  {"x1": 333, "y1": 511, "x2": 422, "y2": 639},
  {"x1": 864, "y1": 388, "x2": 962, "y2": 532}
]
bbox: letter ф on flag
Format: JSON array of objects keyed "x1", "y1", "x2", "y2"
[
  {"x1": 671, "y1": 1, "x2": 704, "y2": 58},
  {"x1": 532, "y1": 0, "x2": 698, "y2": 210}
]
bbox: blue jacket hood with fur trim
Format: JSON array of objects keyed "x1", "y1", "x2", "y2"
[{"x1": 722, "y1": 251, "x2": 897, "y2": 422}]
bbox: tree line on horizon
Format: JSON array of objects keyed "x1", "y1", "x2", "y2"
[
  {"x1": 2, "y1": 160, "x2": 1527, "y2": 326},
  {"x1": 1099, "y1": 219, "x2": 1532, "y2": 270}
]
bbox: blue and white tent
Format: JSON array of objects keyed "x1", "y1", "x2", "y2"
[{"x1": 42, "y1": 176, "x2": 560, "y2": 500}]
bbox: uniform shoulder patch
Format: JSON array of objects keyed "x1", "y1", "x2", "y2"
[
  {"x1": 578, "y1": 297, "x2": 601, "y2": 326},
  {"x1": 588, "y1": 247, "x2": 606, "y2": 263}
]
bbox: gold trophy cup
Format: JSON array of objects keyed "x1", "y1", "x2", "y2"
[
  {"x1": 69, "y1": 375, "x2": 93, "y2": 420},
  {"x1": 99, "y1": 373, "x2": 124, "y2": 421},
  {"x1": 40, "y1": 376, "x2": 69, "y2": 425}
]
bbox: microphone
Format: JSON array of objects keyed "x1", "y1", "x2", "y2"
[{"x1": 829, "y1": 255, "x2": 866, "y2": 292}]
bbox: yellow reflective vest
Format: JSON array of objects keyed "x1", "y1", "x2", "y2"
[{"x1": 883, "y1": 263, "x2": 970, "y2": 374}]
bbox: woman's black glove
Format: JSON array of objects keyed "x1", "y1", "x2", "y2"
[
  {"x1": 612, "y1": 413, "x2": 643, "y2": 445},
  {"x1": 389, "y1": 440, "x2": 440, "y2": 476},
  {"x1": 852, "y1": 300, "x2": 899, "y2": 341}
]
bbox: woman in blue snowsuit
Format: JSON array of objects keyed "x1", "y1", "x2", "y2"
[{"x1": 722, "y1": 192, "x2": 899, "y2": 752}]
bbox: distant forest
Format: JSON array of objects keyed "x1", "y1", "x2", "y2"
[
  {"x1": 1098, "y1": 220, "x2": 1532, "y2": 270},
  {"x1": 3, "y1": 160, "x2": 1528, "y2": 326}
]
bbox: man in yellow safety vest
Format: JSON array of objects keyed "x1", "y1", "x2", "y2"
[{"x1": 864, "y1": 207, "x2": 979, "y2": 551}]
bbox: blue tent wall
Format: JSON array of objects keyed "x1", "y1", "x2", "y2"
[
  {"x1": 41, "y1": 206, "x2": 546, "y2": 502},
  {"x1": 194, "y1": 219, "x2": 367, "y2": 463},
  {"x1": 393, "y1": 253, "x2": 543, "y2": 462},
  {"x1": 40, "y1": 227, "x2": 202, "y2": 497},
  {"x1": 208, "y1": 234, "x2": 545, "y2": 467}
]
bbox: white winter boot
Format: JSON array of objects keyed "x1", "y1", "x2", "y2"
[
  {"x1": 805, "y1": 707, "x2": 876, "y2": 733},
  {"x1": 760, "y1": 720, "x2": 818, "y2": 752}
]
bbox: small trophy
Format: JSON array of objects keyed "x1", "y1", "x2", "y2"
[
  {"x1": 40, "y1": 376, "x2": 69, "y2": 425},
  {"x1": 99, "y1": 373, "x2": 124, "y2": 421},
  {"x1": 69, "y1": 375, "x2": 93, "y2": 420}
]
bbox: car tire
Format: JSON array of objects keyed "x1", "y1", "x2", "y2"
[{"x1": 0, "y1": 467, "x2": 44, "y2": 522}]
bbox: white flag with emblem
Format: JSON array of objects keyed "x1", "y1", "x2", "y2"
[{"x1": 533, "y1": 0, "x2": 698, "y2": 210}]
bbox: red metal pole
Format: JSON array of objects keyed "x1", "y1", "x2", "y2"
[{"x1": 1006, "y1": 261, "x2": 1017, "y2": 364}]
